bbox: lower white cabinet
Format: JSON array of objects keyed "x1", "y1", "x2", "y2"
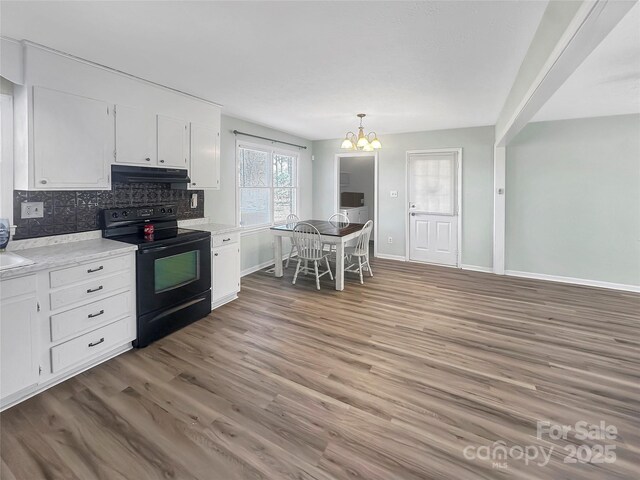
[
  {"x1": 0, "y1": 276, "x2": 39, "y2": 406},
  {"x1": 0, "y1": 251, "x2": 136, "y2": 411},
  {"x1": 340, "y1": 206, "x2": 369, "y2": 225},
  {"x1": 211, "y1": 232, "x2": 241, "y2": 308}
]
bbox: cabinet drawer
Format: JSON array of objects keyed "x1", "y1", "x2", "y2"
[
  {"x1": 1, "y1": 275, "x2": 36, "y2": 300},
  {"x1": 213, "y1": 232, "x2": 239, "y2": 248},
  {"x1": 50, "y1": 317, "x2": 134, "y2": 373},
  {"x1": 50, "y1": 291, "x2": 132, "y2": 342},
  {"x1": 49, "y1": 255, "x2": 131, "y2": 289},
  {"x1": 50, "y1": 271, "x2": 131, "y2": 311}
]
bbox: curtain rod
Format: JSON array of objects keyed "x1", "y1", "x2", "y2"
[{"x1": 233, "y1": 130, "x2": 308, "y2": 150}]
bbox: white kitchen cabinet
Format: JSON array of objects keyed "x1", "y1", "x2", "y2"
[
  {"x1": 157, "y1": 114, "x2": 188, "y2": 168},
  {"x1": 114, "y1": 104, "x2": 157, "y2": 165},
  {"x1": 0, "y1": 276, "x2": 38, "y2": 407},
  {"x1": 211, "y1": 232, "x2": 240, "y2": 308},
  {"x1": 32, "y1": 86, "x2": 111, "y2": 189},
  {"x1": 340, "y1": 206, "x2": 369, "y2": 224},
  {"x1": 189, "y1": 121, "x2": 220, "y2": 189}
]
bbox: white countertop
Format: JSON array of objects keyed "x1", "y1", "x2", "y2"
[
  {"x1": 178, "y1": 219, "x2": 240, "y2": 235},
  {"x1": 0, "y1": 238, "x2": 137, "y2": 280}
]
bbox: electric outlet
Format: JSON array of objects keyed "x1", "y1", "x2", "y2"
[
  {"x1": 190, "y1": 193, "x2": 198, "y2": 209},
  {"x1": 390, "y1": 190, "x2": 398, "y2": 198},
  {"x1": 387, "y1": 236, "x2": 393, "y2": 244},
  {"x1": 21, "y1": 202, "x2": 44, "y2": 219}
]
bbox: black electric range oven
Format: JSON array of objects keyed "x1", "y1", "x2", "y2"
[{"x1": 102, "y1": 205, "x2": 211, "y2": 347}]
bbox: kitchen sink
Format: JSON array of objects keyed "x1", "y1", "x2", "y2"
[{"x1": 0, "y1": 252, "x2": 35, "y2": 271}]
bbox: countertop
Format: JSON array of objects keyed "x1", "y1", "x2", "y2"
[
  {"x1": 0, "y1": 238, "x2": 137, "y2": 280},
  {"x1": 180, "y1": 221, "x2": 241, "y2": 236}
]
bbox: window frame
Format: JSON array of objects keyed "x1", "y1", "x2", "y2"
[{"x1": 236, "y1": 141, "x2": 299, "y2": 233}]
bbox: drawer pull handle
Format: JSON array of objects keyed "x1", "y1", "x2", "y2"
[
  {"x1": 88, "y1": 309, "x2": 105, "y2": 319},
  {"x1": 223, "y1": 238, "x2": 231, "y2": 242},
  {"x1": 88, "y1": 337, "x2": 105, "y2": 347},
  {"x1": 87, "y1": 286, "x2": 103, "y2": 293},
  {"x1": 87, "y1": 266, "x2": 104, "y2": 273},
  {"x1": 214, "y1": 253, "x2": 219, "y2": 257}
]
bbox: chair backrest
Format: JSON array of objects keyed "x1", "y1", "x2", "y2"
[
  {"x1": 353, "y1": 220, "x2": 373, "y2": 255},
  {"x1": 285, "y1": 213, "x2": 299, "y2": 227},
  {"x1": 293, "y1": 222, "x2": 324, "y2": 260},
  {"x1": 328, "y1": 212, "x2": 349, "y2": 226}
]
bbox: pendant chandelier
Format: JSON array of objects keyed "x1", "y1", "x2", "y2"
[{"x1": 340, "y1": 114, "x2": 381, "y2": 151}]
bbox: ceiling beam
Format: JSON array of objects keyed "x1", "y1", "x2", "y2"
[{"x1": 495, "y1": 0, "x2": 636, "y2": 147}]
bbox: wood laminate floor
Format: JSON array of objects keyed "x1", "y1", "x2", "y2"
[{"x1": 1, "y1": 256, "x2": 639, "y2": 479}]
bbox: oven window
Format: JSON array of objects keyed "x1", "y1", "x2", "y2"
[{"x1": 154, "y1": 251, "x2": 200, "y2": 293}]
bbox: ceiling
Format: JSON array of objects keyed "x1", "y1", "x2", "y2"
[
  {"x1": 0, "y1": 1, "x2": 549, "y2": 140},
  {"x1": 533, "y1": 3, "x2": 640, "y2": 122}
]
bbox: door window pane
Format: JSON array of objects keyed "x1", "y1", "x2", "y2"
[
  {"x1": 410, "y1": 154, "x2": 456, "y2": 215},
  {"x1": 155, "y1": 251, "x2": 199, "y2": 293},
  {"x1": 240, "y1": 188, "x2": 271, "y2": 227}
]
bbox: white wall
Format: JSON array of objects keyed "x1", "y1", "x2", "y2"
[
  {"x1": 340, "y1": 156, "x2": 374, "y2": 211},
  {"x1": 313, "y1": 126, "x2": 495, "y2": 267},
  {"x1": 206, "y1": 115, "x2": 313, "y2": 274},
  {"x1": 506, "y1": 114, "x2": 640, "y2": 287}
]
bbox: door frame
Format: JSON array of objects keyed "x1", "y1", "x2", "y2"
[
  {"x1": 405, "y1": 148, "x2": 463, "y2": 267},
  {"x1": 334, "y1": 152, "x2": 379, "y2": 258}
]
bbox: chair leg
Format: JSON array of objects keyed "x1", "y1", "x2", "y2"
[
  {"x1": 285, "y1": 244, "x2": 296, "y2": 268},
  {"x1": 314, "y1": 260, "x2": 320, "y2": 290},
  {"x1": 358, "y1": 257, "x2": 364, "y2": 284},
  {"x1": 293, "y1": 259, "x2": 301, "y2": 284},
  {"x1": 325, "y1": 256, "x2": 334, "y2": 280},
  {"x1": 367, "y1": 255, "x2": 373, "y2": 277}
]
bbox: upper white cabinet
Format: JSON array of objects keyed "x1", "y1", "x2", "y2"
[
  {"x1": 157, "y1": 114, "x2": 188, "y2": 168},
  {"x1": 114, "y1": 105, "x2": 156, "y2": 165},
  {"x1": 32, "y1": 87, "x2": 111, "y2": 190},
  {"x1": 189, "y1": 121, "x2": 220, "y2": 189}
]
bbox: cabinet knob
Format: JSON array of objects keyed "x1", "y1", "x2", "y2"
[
  {"x1": 145, "y1": 157, "x2": 151, "y2": 162},
  {"x1": 160, "y1": 159, "x2": 165, "y2": 163},
  {"x1": 40, "y1": 179, "x2": 47, "y2": 184},
  {"x1": 192, "y1": 183, "x2": 197, "y2": 186},
  {"x1": 214, "y1": 253, "x2": 219, "y2": 257}
]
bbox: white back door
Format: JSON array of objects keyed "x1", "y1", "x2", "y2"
[{"x1": 408, "y1": 151, "x2": 459, "y2": 266}]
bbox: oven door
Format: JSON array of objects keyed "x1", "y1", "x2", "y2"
[{"x1": 136, "y1": 236, "x2": 211, "y2": 315}]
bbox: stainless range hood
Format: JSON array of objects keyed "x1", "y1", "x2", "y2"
[{"x1": 111, "y1": 165, "x2": 190, "y2": 189}]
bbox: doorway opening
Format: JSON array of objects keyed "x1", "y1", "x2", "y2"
[
  {"x1": 405, "y1": 148, "x2": 462, "y2": 267},
  {"x1": 334, "y1": 152, "x2": 379, "y2": 258}
]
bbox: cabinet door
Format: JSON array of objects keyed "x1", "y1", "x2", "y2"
[
  {"x1": 33, "y1": 87, "x2": 111, "y2": 189},
  {"x1": 189, "y1": 121, "x2": 220, "y2": 189},
  {"x1": 1, "y1": 295, "x2": 38, "y2": 402},
  {"x1": 157, "y1": 114, "x2": 187, "y2": 168},
  {"x1": 212, "y1": 243, "x2": 240, "y2": 303},
  {"x1": 115, "y1": 105, "x2": 157, "y2": 165}
]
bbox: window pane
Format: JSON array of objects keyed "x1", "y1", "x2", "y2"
[
  {"x1": 273, "y1": 188, "x2": 296, "y2": 223},
  {"x1": 239, "y1": 148, "x2": 270, "y2": 187},
  {"x1": 273, "y1": 153, "x2": 296, "y2": 187},
  {"x1": 240, "y1": 188, "x2": 271, "y2": 227}
]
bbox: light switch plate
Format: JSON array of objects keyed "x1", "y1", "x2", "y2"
[
  {"x1": 21, "y1": 202, "x2": 44, "y2": 219},
  {"x1": 390, "y1": 190, "x2": 398, "y2": 198}
]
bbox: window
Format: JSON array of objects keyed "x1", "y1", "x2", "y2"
[{"x1": 238, "y1": 144, "x2": 297, "y2": 228}]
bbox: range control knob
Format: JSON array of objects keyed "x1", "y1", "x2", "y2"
[
  {"x1": 167, "y1": 208, "x2": 173, "y2": 214},
  {"x1": 111, "y1": 212, "x2": 119, "y2": 219},
  {"x1": 121, "y1": 211, "x2": 128, "y2": 217},
  {"x1": 160, "y1": 208, "x2": 166, "y2": 214}
]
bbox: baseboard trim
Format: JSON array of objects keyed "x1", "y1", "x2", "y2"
[
  {"x1": 461, "y1": 264, "x2": 493, "y2": 273},
  {"x1": 504, "y1": 270, "x2": 640, "y2": 293},
  {"x1": 375, "y1": 253, "x2": 406, "y2": 262}
]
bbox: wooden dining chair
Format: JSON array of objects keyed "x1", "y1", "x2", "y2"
[
  {"x1": 324, "y1": 212, "x2": 350, "y2": 255},
  {"x1": 292, "y1": 222, "x2": 333, "y2": 290},
  {"x1": 284, "y1": 213, "x2": 299, "y2": 268},
  {"x1": 344, "y1": 220, "x2": 374, "y2": 284}
]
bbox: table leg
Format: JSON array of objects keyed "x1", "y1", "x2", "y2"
[
  {"x1": 274, "y1": 236, "x2": 283, "y2": 277},
  {"x1": 335, "y1": 241, "x2": 345, "y2": 291}
]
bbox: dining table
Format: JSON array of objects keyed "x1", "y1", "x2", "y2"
[{"x1": 270, "y1": 219, "x2": 365, "y2": 291}]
